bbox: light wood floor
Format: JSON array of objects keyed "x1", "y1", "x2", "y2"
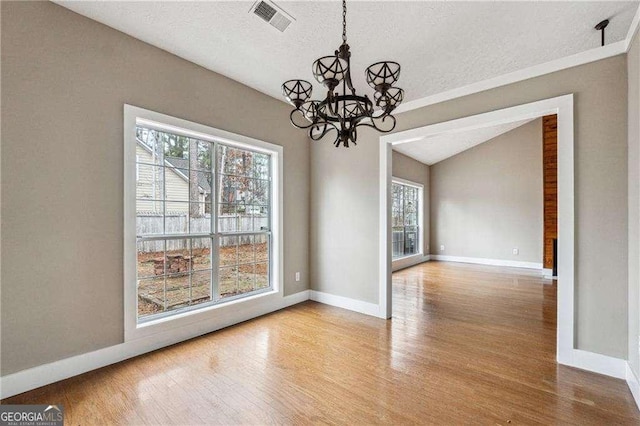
[{"x1": 4, "y1": 261, "x2": 639, "y2": 424}]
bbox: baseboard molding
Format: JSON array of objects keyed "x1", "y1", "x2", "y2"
[
  {"x1": 309, "y1": 290, "x2": 382, "y2": 318},
  {"x1": 392, "y1": 254, "x2": 430, "y2": 272},
  {"x1": 431, "y1": 254, "x2": 543, "y2": 270},
  {"x1": 0, "y1": 290, "x2": 310, "y2": 400},
  {"x1": 627, "y1": 363, "x2": 640, "y2": 410},
  {"x1": 2, "y1": 285, "x2": 630, "y2": 403},
  {"x1": 557, "y1": 348, "x2": 626, "y2": 379}
]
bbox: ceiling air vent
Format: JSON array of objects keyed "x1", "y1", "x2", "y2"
[{"x1": 250, "y1": 0, "x2": 294, "y2": 33}]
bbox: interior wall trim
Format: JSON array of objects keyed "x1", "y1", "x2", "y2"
[
  {"x1": 380, "y1": 94, "x2": 581, "y2": 375},
  {"x1": 626, "y1": 5, "x2": 640, "y2": 51},
  {"x1": 627, "y1": 363, "x2": 640, "y2": 410},
  {"x1": 430, "y1": 255, "x2": 542, "y2": 270},
  {"x1": 392, "y1": 254, "x2": 430, "y2": 272},
  {"x1": 394, "y1": 41, "x2": 628, "y2": 115},
  {"x1": 309, "y1": 290, "x2": 382, "y2": 318}
]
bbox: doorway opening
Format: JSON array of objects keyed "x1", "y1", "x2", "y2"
[{"x1": 378, "y1": 95, "x2": 583, "y2": 371}]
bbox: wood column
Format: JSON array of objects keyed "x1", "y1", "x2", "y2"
[{"x1": 543, "y1": 115, "x2": 558, "y2": 269}]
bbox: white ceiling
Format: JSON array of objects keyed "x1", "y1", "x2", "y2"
[
  {"x1": 55, "y1": 1, "x2": 639, "y2": 106},
  {"x1": 393, "y1": 118, "x2": 535, "y2": 165}
]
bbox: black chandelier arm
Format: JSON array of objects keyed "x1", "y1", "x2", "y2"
[
  {"x1": 289, "y1": 108, "x2": 318, "y2": 130},
  {"x1": 359, "y1": 112, "x2": 397, "y2": 133},
  {"x1": 308, "y1": 121, "x2": 339, "y2": 141}
]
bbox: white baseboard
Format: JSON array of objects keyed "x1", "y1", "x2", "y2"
[
  {"x1": 627, "y1": 363, "x2": 640, "y2": 410},
  {"x1": 0, "y1": 290, "x2": 310, "y2": 400},
  {"x1": 557, "y1": 348, "x2": 626, "y2": 379},
  {"x1": 431, "y1": 254, "x2": 543, "y2": 270},
  {"x1": 392, "y1": 254, "x2": 430, "y2": 272},
  {"x1": 309, "y1": 290, "x2": 382, "y2": 318},
  {"x1": 2, "y1": 285, "x2": 631, "y2": 405}
]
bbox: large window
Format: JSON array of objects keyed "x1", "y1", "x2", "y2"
[
  {"x1": 392, "y1": 180, "x2": 422, "y2": 259},
  {"x1": 133, "y1": 124, "x2": 273, "y2": 323}
]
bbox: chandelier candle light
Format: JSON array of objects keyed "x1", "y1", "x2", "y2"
[{"x1": 281, "y1": 0, "x2": 404, "y2": 147}]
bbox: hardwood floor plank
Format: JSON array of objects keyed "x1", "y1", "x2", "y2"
[{"x1": 3, "y1": 261, "x2": 638, "y2": 424}]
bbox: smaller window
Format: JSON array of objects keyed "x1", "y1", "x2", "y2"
[{"x1": 392, "y1": 180, "x2": 422, "y2": 259}]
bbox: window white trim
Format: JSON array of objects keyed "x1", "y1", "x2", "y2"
[
  {"x1": 124, "y1": 105, "x2": 284, "y2": 342},
  {"x1": 391, "y1": 177, "x2": 424, "y2": 263}
]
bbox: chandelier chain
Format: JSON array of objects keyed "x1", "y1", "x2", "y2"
[{"x1": 342, "y1": 0, "x2": 347, "y2": 43}]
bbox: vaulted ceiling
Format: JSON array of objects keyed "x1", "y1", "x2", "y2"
[
  {"x1": 393, "y1": 119, "x2": 535, "y2": 165},
  {"x1": 56, "y1": 1, "x2": 639, "y2": 108}
]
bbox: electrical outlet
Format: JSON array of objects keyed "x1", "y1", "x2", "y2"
[
  {"x1": 513, "y1": 248, "x2": 519, "y2": 255},
  {"x1": 440, "y1": 245, "x2": 445, "y2": 252},
  {"x1": 295, "y1": 272, "x2": 300, "y2": 282}
]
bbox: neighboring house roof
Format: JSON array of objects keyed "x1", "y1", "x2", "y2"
[
  {"x1": 162, "y1": 156, "x2": 211, "y2": 193},
  {"x1": 137, "y1": 138, "x2": 210, "y2": 194}
]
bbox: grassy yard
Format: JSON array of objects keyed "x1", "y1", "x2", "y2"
[{"x1": 137, "y1": 243, "x2": 268, "y2": 318}]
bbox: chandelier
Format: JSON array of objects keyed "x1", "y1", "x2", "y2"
[{"x1": 281, "y1": 0, "x2": 404, "y2": 148}]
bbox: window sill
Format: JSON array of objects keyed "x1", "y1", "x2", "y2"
[{"x1": 126, "y1": 288, "x2": 281, "y2": 342}]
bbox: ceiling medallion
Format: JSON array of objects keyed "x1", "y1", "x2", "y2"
[{"x1": 281, "y1": 0, "x2": 404, "y2": 147}]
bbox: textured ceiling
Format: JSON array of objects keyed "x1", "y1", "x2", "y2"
[
  {"x1": 55, "y1": 1, "x2": 638, "y2": 106},
  {"x1": 393, "y1": 119, "x2": 535, "y2": 166}
]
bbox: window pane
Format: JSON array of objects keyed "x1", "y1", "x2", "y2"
[
  {"x1": 165, "y1": 273, "x2": 190, "y2": 311},
  {"x1": 195, "y1": 141, "x2": 213, "y2": 171},
  {"x1": 190, "y1": 170, "x2": 212, "y2": 204},
  {"x1": 137, "y1": 209, "x2": 164, "y2": 236},
  {"x1": 405, "y1": 227, "x2": 419, "y2": 256},
  {"x1": 191, "y1": 270, "x2": 212, "y2": 305},
  {"x1": 255, "y1": 234, "x2": 268, "y2": 263},
  {"x1": 136, "y1": 127, "x2": 165, "y2": 166},
  {"x1": 219, "y1": 236, "x2": 238, "y2": 267},
  {"x1": 218, "y1": 144, "x2": 271, "y2": 233},
  {"x1": 138, "y1": 276, "x2": 165, "y2": 318},
  {"x1": 247, "y1": 178, "x2": 269, "y2": 205},
  {"x1": 238, "y1": 235, "x2": 255, "y2": 264},
  {"x1": 192, "y1": 238, "x2": 212, "y2": 271},
  {"x1": 164, "y1": 134, "x2": 189, "y2": 160},
  {"x1": 217, "y1": 145, "x2": 255, "y2": 176},
  {"x1": 136, "y1": 164, "x2": 164, "y2": 201},
  {"x1": 137, "y1": 241, "x2": 165, "y2": 278},
  {"x1": 238, "y1": 264, "x2": 255, "y2": 294},
  {"x1": 164, "y1": 207, "x2": 189, "y2": 234},
  {"x1": 392, "y1": 227, "x2": 405, "y2": 259},
  {"x1": 189, "y1": 204, "x2": 210, "y2": 234},
  {"x1": 219, "y1": 174, "x2": 243, "y2": 204},
  {"x1": 255, "y1": 262, "x2": 269, "y2": 289},
  {"x1": 252, "y1": 153, "x2": 270, "y2": 180},
  {"x1": 219, "y1": 266, "x2": 238, "y2": 299},
  {"x1": 165, "y1": 239, "x2": 191, "y2": 274},
  {"x1": 164, "y1": 167, "x2": 190, "y2": 202}
]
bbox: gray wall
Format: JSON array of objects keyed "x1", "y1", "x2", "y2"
[
  {"x1": 430, "y1": 119, "x2": 543, "y2": 264},
  {"x1": 628, "y1": 30, "x2": 640, "y2": 377},
  {"x1": 391, "y1": 151, "x2": 430, "y2": 255},
  {"x1": 310, "y1": 126, "x2": 380, "y2": 303},
  {"x1": 311, "y1": 55, "x2": 628, "y2": 358},
  {"x1": 0, "y1": 1, "x2": 310, "y2": 375}
]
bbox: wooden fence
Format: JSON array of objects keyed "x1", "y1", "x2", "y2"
[{"x1": 137, "y1": 214, "x2": 268, "y2": 252}]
